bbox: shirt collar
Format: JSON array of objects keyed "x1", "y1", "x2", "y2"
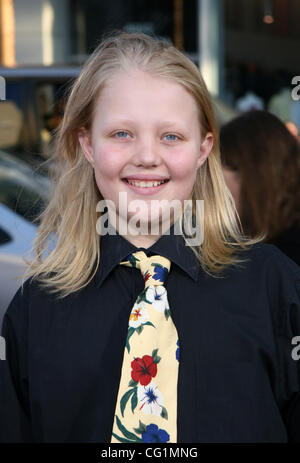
[{"x1": 95, "y1": 220, "x2": 200, "y2": 288}]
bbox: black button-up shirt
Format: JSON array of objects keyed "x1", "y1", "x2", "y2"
[{"x1": 1, "y1": 225, "x2": 300, "y2": 443}]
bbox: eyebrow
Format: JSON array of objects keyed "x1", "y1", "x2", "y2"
[{"x1": 103, "y1": 119, "x2": 189, "y2": 130}]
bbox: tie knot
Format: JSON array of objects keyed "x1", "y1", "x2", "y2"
[{"x1": 120, "y1": 251, "x2": 171, "y2": 288}]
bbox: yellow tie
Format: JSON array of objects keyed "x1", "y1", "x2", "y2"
[{"x1": 110, "y1": 251, "x2": 179, "y2": 443}]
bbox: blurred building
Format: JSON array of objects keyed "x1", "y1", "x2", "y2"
[
  {"x1": 0, "y1": 0, "x2": 299, "y2": 160},
  {"x1": 0, "y1": 1, "x2": 299, "y2": 93}
]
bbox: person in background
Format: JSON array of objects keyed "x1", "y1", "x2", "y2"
[{"x1": 220, "y1": 110, "x2": 300, "y2": 266}]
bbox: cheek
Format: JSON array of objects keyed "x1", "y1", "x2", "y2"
[
  {"x1": 93, "y1": 146, "x2": 124, "y2": 179},
  {"x1": 170, "y1": 151, "x2": 199, "y2": 181}
]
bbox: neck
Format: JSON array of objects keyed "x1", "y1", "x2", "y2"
[
  {"x1": 121, "y1": 233, "x2": 161, "y2": 249},
  {"x1": 115, "y1": 215, "x2": 176, "y2": 249}
]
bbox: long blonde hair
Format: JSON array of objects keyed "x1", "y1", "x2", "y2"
[{"x1": 23, "y1": 31, "x2": 264, "y2": 297}]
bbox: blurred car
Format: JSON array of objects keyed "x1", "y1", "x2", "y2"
[
  {"x1": 0, "y1": 203, "x2": 37, "y2": 329},
  {"x1": 0, "y1": 150, "x2": 50, "y2": 329},
  {"x1": 0, "y1": 149, "x2": 50, "y2": 221}
]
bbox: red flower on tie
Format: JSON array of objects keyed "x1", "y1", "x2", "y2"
[
  {"x1": 143, "y1": 271, "x2": 151, "y2": 283},
  {"x1": 131, "y1": 355, "x2": 157, "y2": 386}
]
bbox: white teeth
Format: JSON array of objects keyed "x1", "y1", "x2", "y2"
[{"x1": 126, "y1": 179, "x2": 167, "y2": 187}]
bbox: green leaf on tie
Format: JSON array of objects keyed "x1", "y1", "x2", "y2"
[
  {"x1": 151, "y1": 348, "x2": 161, "y2": 364},
  {"x1": 143, "y1": 321, "x2": 155, "y2": 328},
  {"x1": 136, "y1": 288, "x2": 148, "y2": 304},
  {"x1": 152, "y1": 348, "x2": 159, "y2": 358},
  {"x1": 126, "y1": 327, "x2": 135, "y2": 353},
  {"x1": 151, "y1": 262, "x2": 164, "y2": 268},
  {"x1": 128, "y1": 255, "x2": 140, "y2": 267},
  {"x1": 128, "y1": 379, "x2": 137, "y2": 387},
  {"x1": 133, "y1": 420, "x2": 147, "y2": 434},
  {"x1": 161, "y1": 407, "x2": 168, "y2": 420},
  {"x1": 120, "y1": 388, "x2": 136, "y2": 417},
  {"x1": 115, "y1": 415, "x2": 143, "y2": 442},
  {"x1": 140, "y1": 294, "x2": 150, "y2": 303},
  {"x1": 136, "y1": 325, "x2": 144, "y2": 335},
  {"x1": 131, "y1": 390, "x2": 138, "y2": 413},
  {"x1": 165, "y1": 309, "x2": 170, "y2": 320}
]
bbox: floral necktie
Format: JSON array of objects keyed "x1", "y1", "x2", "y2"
[{"x1": 110, "y1": 251, "x2": 180, "y2": 444}]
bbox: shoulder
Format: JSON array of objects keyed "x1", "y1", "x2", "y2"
[
  {"x1": 2, "y1": 271, "x2": 98, "y2": 335},
  {"x1": 211, "y1": 242, "x2": 300, "y2": 303},
  {"x1": 236, "y1": 241, "x2": 299, "y2": 276},
  {"x1": 236, "y1": 242, "x2": 300, "y2": 304},
  {"x1": 1, "y1": 276, "x2": 58, "y2": 334}
]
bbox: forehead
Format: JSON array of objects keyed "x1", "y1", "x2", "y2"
[{"x1": 92, "y1": 70, "x2": 200, "y2": 124}]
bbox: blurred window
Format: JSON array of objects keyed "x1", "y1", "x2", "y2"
[{"x1": 0, "y1": 73, "x2": 73, "y2": 165}]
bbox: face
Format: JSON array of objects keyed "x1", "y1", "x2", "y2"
[{"x1": 79, "y1": 69, "x2": 213, "y2": 235}]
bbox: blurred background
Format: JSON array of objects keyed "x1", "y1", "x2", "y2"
[{"x1": 0, "y1": 0, "x2": 299, "y2": 320}]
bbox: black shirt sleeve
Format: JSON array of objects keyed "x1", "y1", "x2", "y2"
[
  {"x1": 279, "y1": 275, "x2": 300, "y2": 442},
  {"x1": 0, "y1": 281, "x2": 33, "y2": 442},
  {"x1": 267, "y1": 245, "x2": 300, "y2": 442}
]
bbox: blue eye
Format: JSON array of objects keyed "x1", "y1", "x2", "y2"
[
  {"x1": 114, "y1": 131, "x2": 129, "y2": 139},
  {"x1": 164, "y1": 134, "x2": 179, "y2": 141}
]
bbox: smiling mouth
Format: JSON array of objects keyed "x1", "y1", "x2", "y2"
[{"x1": 122, "y1": 179, "x2": 169, "y2": 187}]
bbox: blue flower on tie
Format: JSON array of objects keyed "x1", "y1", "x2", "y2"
[
  {"x1": 142, "y1": 424, "x2": 170, "y2": 443},
  {"x1": 152, "y1": 264, "x2": 168, "y2": 283},
  {"x1": 112, "y1": 418, "x2": 170, "y2": 443},
  {"x1": 176, "y1": 339, "x2": 180, "y2": 362}
]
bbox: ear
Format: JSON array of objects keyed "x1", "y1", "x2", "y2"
[
  {"x1": 78, "y1": 128, "x2": 94, "y2": 167},
  {"x1": 197, "y1": 132, "x2": 214, "y2": 169}
]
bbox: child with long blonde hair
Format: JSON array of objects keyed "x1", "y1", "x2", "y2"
[{"x1": 1, "y1": 31, "x2": 300, "y2": 443}]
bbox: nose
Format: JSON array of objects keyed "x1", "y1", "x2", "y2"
[{"x1": 131, "y1": 136, "x2": 162, "y2": 167}]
